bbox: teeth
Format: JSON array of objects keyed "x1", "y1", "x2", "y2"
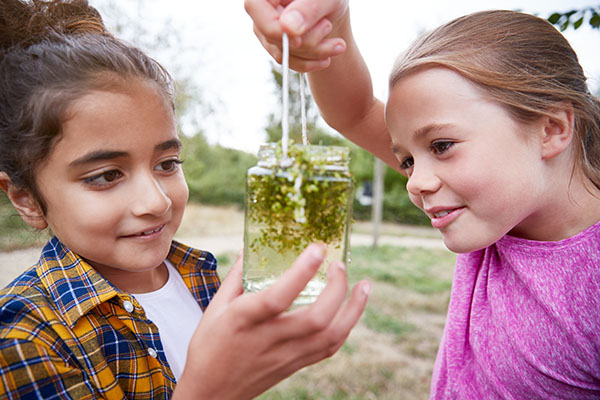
[
  {"x1": 433, "y1": 211, "x2": 451, "y2": 218},
  {"x1": 138, "y1": 227, "x2": 160, "y2": 236}
]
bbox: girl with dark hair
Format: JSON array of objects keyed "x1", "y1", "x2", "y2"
[{"x1": 0, "y1": 1, "x2": 370, "y2": 398}]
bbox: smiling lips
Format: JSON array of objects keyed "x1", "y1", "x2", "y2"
[
  {"x1": 125, "y1": 225, "x2": 165, "y2": 238},
  {"x1": 433, "y1": 210, "x2": 451, "y2": 218},
  {"x1": 428, "y1": 207, "x2": 465, "y2": 229}
]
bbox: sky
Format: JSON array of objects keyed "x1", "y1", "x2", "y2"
[{"x1": 94, "y1": 1, "x2": 600, "y2": 154}]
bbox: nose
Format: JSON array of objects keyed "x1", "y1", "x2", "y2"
[
  {"x1": 405, "y1": 163, "x2": 441, "y2": 197},
  {"x1": 130, "y1": 173, "x2": 172, "y2": 217}
]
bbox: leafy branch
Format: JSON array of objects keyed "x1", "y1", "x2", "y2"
[{"x1": 547, "y1": 7, "x2": 600, "y2": 31}]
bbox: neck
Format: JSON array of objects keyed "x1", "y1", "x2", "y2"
[
  {"x1": 510, "y1": 171, "x2": 600, "y2": 241},
  {"x1": 88, "y1": 260, "x2": 170, "y2": 294}
]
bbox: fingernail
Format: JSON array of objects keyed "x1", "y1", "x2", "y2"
[
  {"x1": 335, "y1": 261, "x2": 346, "y2": 271},
  {"x1": 362, "y1": 282, "x2": 371, "y2": 297},
  {"x1": 322, "y1": 20, "x2": 333, "y2": 36},
  {"x1": 333, "y1": 44, "x2": 345, "y2": 55},
  {"x1": 281, "y1": 10, "x2": 305, "y2": 34},
  {"x1": 317, "y1": 58, "x2": 331, "y2": 69},
  {"x1": 310, "y1": 243, "x2": 326, "y2": 260}
]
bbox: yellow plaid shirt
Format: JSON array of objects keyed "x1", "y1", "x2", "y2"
[{"x1": 0, "y1": 236, "x2": 220, "y2": 399}]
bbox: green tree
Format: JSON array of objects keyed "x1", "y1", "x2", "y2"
[
  {"x1": 181, "y1": 134, "x2": 256, "y2": 206},
  {"x1": 547, "y1": 6, "x2": 600, "y2": 31}
]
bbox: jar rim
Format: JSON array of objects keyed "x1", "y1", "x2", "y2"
[{"x1": 257, "y1": 143, "x2": 350, "y2": 169}]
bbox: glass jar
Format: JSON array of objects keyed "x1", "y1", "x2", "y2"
[{"x1": 243, "y1": 143, "x2": 354, "y2": 306}]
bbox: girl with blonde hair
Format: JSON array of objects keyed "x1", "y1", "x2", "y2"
[{"x1": 247, "y1": 1, "x2": 600, "y2": 398}]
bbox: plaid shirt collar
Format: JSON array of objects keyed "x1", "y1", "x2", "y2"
[{"x1": 37, "y1": 236, "x2": 219, "y2": 328}]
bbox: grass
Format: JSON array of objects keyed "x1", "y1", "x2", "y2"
[
  {"x1": 217, "y1": 244, "x2": 456, "y2": 400},
  {"x1": 363, "y1": 307, "x2": 416, "y2": 339},
  {"x1": 348, "y1": 245, "x2": 453, "y2": 294}
]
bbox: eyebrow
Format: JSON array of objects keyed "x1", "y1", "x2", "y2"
[
  {"x1": 69, "y1": 139, "x2": 183, "y2": 167},
  {"x1": 391, "y1": 123, "x2": 454, "y2": 154},
  {"x1": 155, "y1": 139, "x2": 182, "y2": 152},
  {"x1": 69, "y1": 150, "x2": 128, "y2": 167}
]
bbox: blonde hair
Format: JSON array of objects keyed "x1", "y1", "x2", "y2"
[{"x1": 390, "y1": 10, "x2": 600, "y2": 189}]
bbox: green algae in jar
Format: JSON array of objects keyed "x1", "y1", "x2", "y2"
[{"x1": 243, "y1": 143, "x2": 354, "y2": 306}]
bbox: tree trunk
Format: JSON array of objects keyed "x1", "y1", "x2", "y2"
[{"x1": 372, "y1": 157, "x2": 385, "y2": 248}]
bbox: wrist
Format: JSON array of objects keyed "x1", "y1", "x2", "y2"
[{"x1": 172, "y1": 369, "x2": 214, "y2": 400}]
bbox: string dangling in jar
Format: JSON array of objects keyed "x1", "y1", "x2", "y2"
[
  {"x1": 281, "y1": 34, "x2": 309, "y2": 166},
  {"x1": 300, "y1": 72, "x2": 308, "y2": 145},
  {"x1": 281, "y1": 33, "x2": 290, "y2": 165}
]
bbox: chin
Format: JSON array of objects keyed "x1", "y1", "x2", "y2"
[{"x1": 442, "y1": 237, "x2": 491, "y2": 254}]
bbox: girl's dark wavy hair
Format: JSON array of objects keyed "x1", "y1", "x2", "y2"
[{"x1": 0, "y1": 0, "x2": 174, "y2": 213}]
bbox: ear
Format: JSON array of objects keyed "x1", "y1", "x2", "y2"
[
  {"x1": 0, "y1": 172, "x2": 48, "y2": 230},
  {"x1": 539, "y1": 103, "x2": 575, "y2": 160}
]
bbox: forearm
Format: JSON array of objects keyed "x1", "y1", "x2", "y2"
[{"x1": 308, "y1": 10, "x2": 396, "y2": 168}]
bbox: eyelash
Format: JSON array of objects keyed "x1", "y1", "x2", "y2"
[
  {"x1": 83, "y1": 170, "x2": 124, "y2": 187},
  {"x1": 398, "y1": 141, "x2": 455, "y2": 171},
  {"x1": 399, "y1": 157, "x2": 413, "y2": 170},
  {"x1": 83, "y1": 159, "x2": 184, "y2": 188},
  {"x1": 431, "y1": 141, "x2": 454, "y2": 155},
  {"x1": 156, "y1": 158, "x2": 184, "y2": 173}
]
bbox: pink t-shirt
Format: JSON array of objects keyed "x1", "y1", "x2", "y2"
[{"x1": 431, "y1": 220, "x2": 600, "y2": 399}]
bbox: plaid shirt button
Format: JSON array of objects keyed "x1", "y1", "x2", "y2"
[
  {"x1": 123, "y1": 300, "x2": 134, "y2": 313},
  {"x1": 148, "y1": 347, "x2": 158, "y2": 358}
]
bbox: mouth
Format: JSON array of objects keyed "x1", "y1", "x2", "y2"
[
  {"x1": 124, "y1": 224, "x2": 166, "y2": 238},
  {"x1": 432, "y1": 210, "x2": 452, "y2": 218},
  {"x1": 426, "y1": 207, "x2": 465, "y2": 229}
]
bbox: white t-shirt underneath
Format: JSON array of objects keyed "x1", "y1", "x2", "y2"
[{"x1": 133, "y1": 260, "x2": 203, "y2": 380}]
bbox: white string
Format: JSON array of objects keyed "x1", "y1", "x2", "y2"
[
  {"x1": 281, "y1": 33, "x2": 290, "y2": 160},
  {"x1": 300, "y1": 73, "x2": 307, "y2": 145}
]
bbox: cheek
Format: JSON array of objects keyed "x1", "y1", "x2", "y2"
[
  {"x1": 45, "y1": 196, "x2": 119, "y2": 244},
  {"x1": 180, "y1": 175, "x2": 189, "y2": 203},
  {"x1": 455, "y1": 168, "x2": 515, "y2": 216},
  {"x1": 170, "y1": 175, "x2": 189, "y2": 210}
]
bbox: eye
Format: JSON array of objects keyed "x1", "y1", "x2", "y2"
[
  {"x1": 399, "y1": 156, "x2": 414, "y2": 170},
  {"x1": 84, "y1": 170, "x2": 123, "y2": 187},
  {"x1": 430, "y1": 141, "x2": 454, "y2": 155},
  {"x1": 156, "y1": 158, "x2": 183, "y2": 173}
]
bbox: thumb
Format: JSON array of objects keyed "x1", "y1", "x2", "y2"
[
  {"x1": 279, "y1": 0, "x2": 346, "y2": 36},
  {"x1": 209, "y1": 250, "x2": 244, "y2": 307}
]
